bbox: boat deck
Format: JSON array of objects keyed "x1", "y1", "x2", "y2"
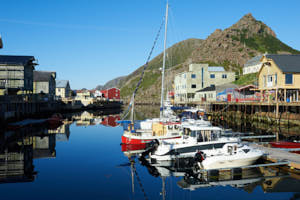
[{"x1": 249, "y1": 143, "x2": 300, "y2": 170}]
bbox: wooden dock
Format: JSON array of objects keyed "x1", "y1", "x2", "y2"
[{"x1": 249, "y1": 143, "x2": 300, "y2": 170}]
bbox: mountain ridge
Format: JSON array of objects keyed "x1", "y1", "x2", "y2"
[{"x1": 98, "y1": 13, "x2": 300, "y2": 103}]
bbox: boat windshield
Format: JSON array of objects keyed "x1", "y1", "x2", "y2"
[{"x1": 189, "y1": 129, "x2": 221, "y2": 142}]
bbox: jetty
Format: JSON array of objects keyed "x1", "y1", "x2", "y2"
[{"x1": 249, "y1": 143, "x2": 300, "y2": 170}]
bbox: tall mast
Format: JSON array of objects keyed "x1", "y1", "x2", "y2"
[{"x1": 160, "y1": 2, "x2": 169, "y2": 119}]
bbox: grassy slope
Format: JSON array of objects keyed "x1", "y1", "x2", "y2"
[
  {"x1": 236, "y1": 28, "x2": 300, "y2": 54},
  {"x1": 234, "y1": 73, "x2": 258, "y2": 85},
  {"x1": 120, "y1": 38, "x2": 203, "y2": 98}
]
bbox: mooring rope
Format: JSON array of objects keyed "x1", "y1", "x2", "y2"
[
  {"x1": 133, "y1": 164, "x2": 149, "y2": 200},
  {"x1": 121, "y1": 18, "x2": 165, "y2": 120}
]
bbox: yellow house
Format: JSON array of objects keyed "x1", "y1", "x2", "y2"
[{"x1": 258, "y1": 54, "x2": 300, "y2": 102}]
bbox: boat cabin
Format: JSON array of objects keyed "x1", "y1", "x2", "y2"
[
  {"x1": 152, "y1": 122, "x2": 181, "y2": 136},
  {"x1": 120, "y1": 120, "x2": 181, "y2": 136},
  {"x1": 183, "y1": 126, "x2": 222, "y2": 142}
]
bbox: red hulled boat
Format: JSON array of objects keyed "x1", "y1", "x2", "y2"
[{"x1": 270, "y1": 141, "x2": 300, "y2": 153}]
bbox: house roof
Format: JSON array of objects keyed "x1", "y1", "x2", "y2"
[
  {"x1": 56, "y1": 80, "x2": 69, "y2": 88},
  {"x1": 244, "y1": 55, "x2": 262, "y2": 67},
  {"x1": 236, "y1": 84, "x2": 257, "y2": 91},
  {"x1": 33, "y1": 71, "x2": 56, "y2": 82},
  {"x1": 0, "y1": 55, "x2": 36, "y2": 66},
  {"x1": 196, "y1": 85, "x2": 216, "y2": 92},
  {"x1": 208, "y1": 66, "x2": 225, "y2": 72},
  {"x1": 265, "y1": 54, "x2": 300, "y2": 73}
]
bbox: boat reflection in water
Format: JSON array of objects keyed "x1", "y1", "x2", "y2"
[{"x1": 122, "y1": 149, "x2": 300, "y2": 199}]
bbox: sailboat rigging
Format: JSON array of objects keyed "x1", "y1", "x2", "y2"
[
  {"x1": 160, "y1": 2, "x2": 169, "y2": 119},
  {"x1": 119, "y1": 2, "x2": 183, "y2": 145}
]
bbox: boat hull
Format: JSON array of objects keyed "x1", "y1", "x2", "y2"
[
  {"x1": 270, "y1": 141, "x2": 300, "y2": 148},
  {"x1": 270, "y1": 141, "x2": 300, "y2": 153},
  {"x1": 201, "y1": 154, "x2": 262, "y2": 170}
]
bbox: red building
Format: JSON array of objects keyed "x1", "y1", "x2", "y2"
[{"x1": 101, "y1": 88, "x2": 120, "y2": 100}]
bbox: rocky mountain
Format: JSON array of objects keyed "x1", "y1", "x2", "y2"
[
  {"x1": 190, "y1": 13, "x2": 299, "y2": 70},
  {"x1": 95, "y1": 76, "x2": 126, "y2": 90},
  {"x1": 111, "y1": 13, "x2": 300, "y2": 103}
]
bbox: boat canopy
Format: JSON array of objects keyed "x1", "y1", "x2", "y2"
[{"x1": 183, "y1": 125, "x2": 222, "y2": 131}]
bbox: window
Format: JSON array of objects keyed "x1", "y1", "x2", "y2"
[
  {"x1": 275, "y1": 73, "x2": 277, "y2": 86},
  {"x1": 222, "y1": 74, "x2": 227, "y2": 79},
  {"x1": 191, "y1": 84, "x2": 196, "y2": 88},
  {"x1": 285, "y1": 74, "x2": 293, "y2": 84},
  {"x1": 210, "y1": 84, "x2": 215, "y2": 87},
  {"x1": 191, "y1": 74, "x2": 196, "y2": 78},
  {"x1": 263, "y1": 75, "x2": 266, "y2": 87},
  {"x1": 210, "y1": 74, "x2": 215, "y2": 79},
  {"x1": 268, "y1": 75, "x2": 272, "y2": 82}
]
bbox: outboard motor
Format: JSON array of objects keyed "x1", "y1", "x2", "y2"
[
  {"x1": 194, "y1": 151, "x2": 206, "y2": 169},
  {"x1": 142, "y1": 139, "x2": 160, "y2": 157}
]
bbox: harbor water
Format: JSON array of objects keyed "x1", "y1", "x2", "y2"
[{"x1": 0, "y1": 110, "x2": 299, "y2": 200}]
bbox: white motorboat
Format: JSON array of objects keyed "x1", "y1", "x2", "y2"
[
  {"x1": 194, "y1": 142, "x2": 263, "y2": 170},
  {"x1": 150, "y1": 125, "x2": 239, "y2": 161}
]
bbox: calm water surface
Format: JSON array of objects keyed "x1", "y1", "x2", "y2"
[{"x1": 0, "y1": 111, "x2": 299, "y2": 200}]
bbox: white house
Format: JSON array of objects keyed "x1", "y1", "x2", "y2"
[{"x1": 243, "y1": 55, "x2": 263, "y2": 75}]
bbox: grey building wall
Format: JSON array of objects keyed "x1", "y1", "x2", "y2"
[
  {"x1": 174, "y1": 63, "x2": 235, "y2": 103},
  {"x1": 0, "y1": 64, "x2": 34, "y2": 92}
]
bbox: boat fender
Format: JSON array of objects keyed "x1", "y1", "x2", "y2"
[{"x1": 228, "y1": 146, "x2": 233, "y2": 155}]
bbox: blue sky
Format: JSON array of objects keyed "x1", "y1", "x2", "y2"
[{"x1": 1, "y1": 0, "x2": 300, "y2": 89}]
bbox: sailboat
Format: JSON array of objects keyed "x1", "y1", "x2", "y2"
[{"x1": 120, "y1": 2, "x2": 183, "y2": 145}]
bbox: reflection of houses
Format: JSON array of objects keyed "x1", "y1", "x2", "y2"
[
  {"x1": 33, "y1": 71, "x2": 56, "y2": 100},
  {"x1": 21, "y1": 134, "x2": 56, "y2": 159},
  {"x1": 258, "y1": 54, "x2": 300, "y2": 103},
  {"x1": 56, "y1": 80, "x2": 71, "y2": 98},
  {"x1": 0, "y1": 145, "x2": 35, "y2": 183},
  {"x1": 0, "y1": 122, "x2": 74, "y2": 184},
  {"x1": 101, "y1": 115, "x2": 120, "y2": 127},
  {"x1": 74, "y1": 111, "x2": 96, "y2": 126},
  {"x1": 0, "y1": 55, "x2": 37, "y2": 95},
  {"x1": 174, "y1": 64, "x2": 235, "y2": 103},
  {"x1": 48, "y1": 123, "x2": 71, "y2": 142}
]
